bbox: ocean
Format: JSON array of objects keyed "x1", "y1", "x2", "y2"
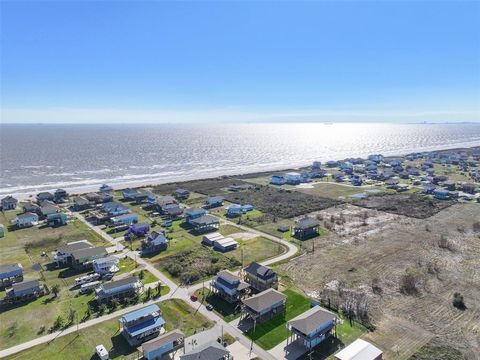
[{"x1": 1, "y1": 122, "x2": 480, "y2": 197}]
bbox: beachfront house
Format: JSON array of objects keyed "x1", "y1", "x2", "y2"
[
  {"x1": 122, "y1": 188, "x2": 156, "y2": 204},
  {"x1": 5, "y1": 280, "x2": 46, "y2": 303},
  {"x1": 312, "y1": 161, "x2": 322, "y2": 170},
  {"x1": 180, "y1": 340, "x2": 232, "y2": 360},
  {"x1": 270, "y1": 174, "x2": 286, "y2": 185},
  {"x1": 53, "y1": 240, "x2": 93, "y2": 266},
  {"x1": 368, "y1": 154, "x2": 384, "y2": 163},
  {"x1": 334, "y1": 339, "x2": 383, "y2": 360},
  {"x1": 243, "y1": 262, "x2": 278, "y2": 293},
  {"x1": 47, "y1": 212, "x2": 68, "y2": 226},
  {"x1": 119, "y1": 304, "x2": 165, "y2": 346},
  {"x1": 111, "y1": 213, "x2": 139, "y2": 226},
  {"x1": 0, "y1": 264, "x2": 24, "y2": 288},
  {"x1": 141, "y1": 231, "x2": 168, "y2": 255},
  {"x1": 326, "y1": 160, "x2": 339, "y2": 168},
  {"x1": 190, "y1": 215, "x2": 220, "y2": 233},
  {"x1": 204, "y1": 196, "x2": 224, "y2": 209},
  {"x1": 73, "y1": 196, "x2": 92, "y2": 211},
  {"x1": 185, "y1": 208, "x2": 207, "y2": 224},
  {"x1": 241, "y1": 288, "x2": 287, "y2": 326},
  {"x1": 174, "y1": 188, "x2": 190, "y2": 200},
  {"x1": 286, "y1": 172, "x2": 302, "y2": 185},
  {"x1": 294, "y1": 217, "x2": 320, "y2": 240},
  {"x1": 71, "y1": 246, "x2": 108, "y2": 270},
  {"x1": 92, "y1": 256, "x2": 119, "y2": 275},
  {"x1": 36, "y1": 192, "x2": 54, "y2": 203},
  {"x1": 85, "y1": 192, "x2": 102, "y2": 203},
  {"x1": 287, "y1": 305, "x2": 338, "y2": 351},
  {"x1": 141, "y1": 330, "x2": 185, "y2": 360},
  {"x1": 14, "y1": 212, "x2": 39, "y2": 228},
  {"x1": 99, "y1": 184, "x2": 114, "y2": 193},
  {"x1": 211, "y1": 270, "x2": 250, "y2": 303},
  {"x1": 54, "y1": 188, "x2": 68, "y2": 201},
  {"x1": 95, "y1": 276, "x2": 142, "y2": 302},
  {"x1": 1, "y1": 196, "x2": 18, "y2": 210}
]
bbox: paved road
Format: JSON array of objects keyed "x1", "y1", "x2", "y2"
[{"x1": 0, "y1": 209, "x2": 299, "y2": 359}]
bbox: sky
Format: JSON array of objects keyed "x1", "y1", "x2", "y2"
[{"x1": 1, "y1": 1, "x2": 479, "y2": 124}]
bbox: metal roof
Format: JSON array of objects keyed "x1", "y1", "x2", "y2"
[
  {"x1": 242, "y1": 288, "x2": 286, "y2": 313},
  {"x1": 288, "y1": 305, "x2": 337, "y2": 335},
  {"x1": 180, "y1": 340, "x2": 230, "y2": 360},
  {"x1": 121, "y1": 304, "x2": 160, "y2": 323},
  {"x1": 142, "y1": 330, "x2": 184, "y2": 353},
  {"x1": 334, "y1": 339, "x2": 383, "y2": 360}
]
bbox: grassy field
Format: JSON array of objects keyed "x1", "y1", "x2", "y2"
[
  {"x1": 225, "y1": 236, "x2": 287, "y2": 266},
  {"x1": 4, "y1": 299, "x2": 214, "y2": 360},
  {"x1": 295, "y1": 182, "x2": 371, "y2": 199},
  {"x1": 132, "y1": 269, "x2": 158, "y2": 284},
  {"x1": 246, "y1": 289, "x2": 312, "y2": 349}
]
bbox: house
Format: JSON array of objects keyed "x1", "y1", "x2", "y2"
[
  {"x1": 85, "y1": 192, "x2": 102, "y2": 203},
  {"x1": 123, "y1": 188, "x2": 156, "y2": 204},
  {"x1": 204, "y1": 196, "x2": 224, "y2": 209},
  {"x1": 211, "y1": 270, "x2": 250, "y2": 303},
  {"x1": 47, "y1": 212, "x2": 68, "y2": 226},
  {"x1": 190, "y1": 215, "x2": 220, "y2": 233},
  {"x1": 1, "y1": 196, "x2": 18, "y2": 210},
  {"x1": 111, "y1": 213, "x2": 139, "y2": 226},
  {"x1": 241, "y1": 288, "x2": 287, "y2": 325},
  {"x1": 326, "y1": 160, "x2": 338, "y2": 168},
  {"x1": 15, "y1": 212, "x2": 39, "y2": 228},
  {"x1": 23, "y1": 201, "x2": 40, "y2": 214},
  {"x1": 36, "y1": 191, "x2": 54, "y2": 203},
  {"x1": 350, "y1": 175, "x2": 362, "y2": 186},
  {"x1": 461, "y1": 183, "x2": 477, "y2": 194},
  {"x1": 226, "y1": 204, "x2": 243, "y2": 217},
  {"x1": 185, "y1": 208, "x2": 207, "y2": 224},
  {"x1": 125, "y1": 222, "x2": 150, "y2": 238},
  {"x1": 95, "y1": 276, "x2": 142, "y2": 302},
  {"x1": 53, "y1": 240, "x2": 93, "y2": 265},
  {"x1": 202, "y1": 232, "x2": 224, "y2": 246},
  {"x1": 213, "y1": 237, "x2": 238, "y2": 252},
  {"x1": 277, "y1": 224, "x2": 290, "y2": 232},
  {"x1": 287, "y1": 305, "x2": 337, "y2": 350},
  {"x1": 334, "y1": 339, "x2": 383, "y2": 360},
  {"x1": 422, "y1": 183, "x2": 436, "y2": 194},
  {"x1": 93, "y1": 256, "x2": 120, "y2": 275},
  {"x1": 119, "y1": 304, "x2": 165, "y2": 346},
  {"x1": 368, "y1": 154, "x2": 384, "y2": 163},
  {"x1": 141, "y1": 330, "x2": 185, "y2": 360},
  {"x1": 161, "y1": 203, "x2": 183, "y2": 218},
  {"x1": 242, "y1": 204, "x2": 254, "y2": 212},
  {"x1": 99, "y1": 184, "x2": 114, "y2": 193},
  {"x1": 157, "y1": 195, "x2": 177, "y2": 209},
  {"x1": 0, "y1": 224, "x2": 4, "y2": 238},
  {"x1": 294, "y1": 217, "x2": 320, "y2": 240},
  {"x1": 71, "y1": 246, "x2": 108, "y2": 270},
  {"x1": 73, "y1": 196, "x2": 92, "y2": 211},
  {"x1": 433, "y1": 189, "x2": 451, "y2": 200},
  {"x1": 40, "y1": 204, "x2": 60, "y2": 217},
  {"x1": 243, "y1": 262, "x2": 278, "y2": 293},
  {"x1": 384, "y1": 178, "x2": 399, "y2": 188},
  {"x1": 443, "y1": 180, "x2": 456, "y2": 191},
  {"x1": 54, "y1": 188, "x2": 68, "y2": 201},
  {"x1": 101, "y1": 202, "x2": 130, "y2": 216},
  {"x1": 270, "y1": 174, "x2": 286, "y2": 185},
  {"x1": 0, "y1": 264, "x2": 24, "y2": 287},
  {"x1": 396, "y1": 184, "x2": 409, "y2": 192},
  {"x1": 180, "y1": 340, "x2": 232, "y2": 360},
  {"x1": 5, "y1": 280, "x2": 46, "y2": 302},
  {"x1": 312, "y1": 161, "x2": 322, "y2": 169},
  {"x1": 141, "y1": 231, "x2": 168, "y2": 255},
  {"x1": 122, "y1": 188, "x2": 139, "y2": 201},
  {"x1": 174, "y1": 188, "x2": 190, "y2": 200},
  {"x1": 286, "y1": 172, "x2": 302, "y2": 185}
]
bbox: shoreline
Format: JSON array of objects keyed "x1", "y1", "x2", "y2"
[{"x1": 4, "y1": 143, "x2": 480, "y2": 201}]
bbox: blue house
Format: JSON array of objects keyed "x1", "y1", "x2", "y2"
[
  {"x1": 141, "y1": 330, "x2": 185, "y2": 360},
  {"x1": 47, "y1": 212, "x2": 68, "y2": 226},
  {"x1": 339, "y1": 161, "x2": 353, "y2": 171},
  {"x1": 204, "y1": 196, "x2": 224, "y2": 208},
  {"x1": 111, "y1": 213, "x2": 139, "y2": 225},
  {"x1": 101, "y1": 202, "x2": 130, "y2": 216},
  {"x1": 141, "y1": 231, "x2": 168, "y2": 255},
  {"x1": 0, "y1": 264, "x2": 23, "y2": 287},
  {"x1": 423, "y1": 184, "x2": 436, "y2": 194},
  {"x1": 350, "y1": 175, "x2": 362, "y2": 186},
  {"x1": 126, "y1": 222, "x2": 150, "y2": 238},
  {"x1": 15, "y1": 212, "x2": 39, "y2": 228},
  {"x1": 242, "y1": 204, "x2": 254, "y2": 212},
  {"x1": 368, "y1": 154, "x2": 384, "y2": 163},
  {"x1": 326, "y1": 160, "x2": 338, "y2": 168},
  {"x1": 122, "y1": 188, "x2": 139, "y2": 201},
  {"x1": 120, "y1": 304, "x2": 165, "y2": 346},
  {"x1": 285, "y1": 172, "x2": 302, "y2": 185},
  {"x1": 270, "y1": 174, "x2": 286, "y2": 185},
  {"x1": 226, "y1": 204, "x2": 243, "y2": 217},
  {"x1": 434, "y1": 189, "x2": 451, "y2": 200},
  {"x1": 185, "y1": 208, "x2": 207, "y2": 224},
  {"x1": 287, "y1": 305, "x2": 338, "y2": 350}
]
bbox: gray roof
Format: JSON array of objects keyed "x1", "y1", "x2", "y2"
[
  {"x1": 191, "y1": 215, "x2": 219, "y2": 226},
  {"x1": 1, "y1": 196, "x2": 17, "y2": 203},
  {"x1": 244, "y1": 262, "x2": 275, "y2": 279},
  {"x1": 295, "y1": 217, "x2": 320, "y2": 230},
  {"x1": 288, "y1": 305, "x2": 337, "y2": 334},
  {"x1": 16, "y1": 212, "x2": 38, "y2": 219},
  {"x1": 142, "y1": 330, "x2": 184, "y2": 353},
  {"x1": 102, "y1": 276, "x2": 137, "y2": 291},
  {"x1": 12, "y1": 279, "x2": 40, "y2": 292},
  {"x1": 242, "y1": 288, "x2": 286, "y2": 313},
  {"x1": 217, "y1": 270, "x2": 240, "y2": 283},
  {"x1": 0, "y1": 263, "x2": 23, "y2": 275},
  {"x1": 57, "y1": 240, "x2": 93, "y2": 254},
  {"x1": 71, "y1": 246, "x2": 107, "y2": 260},
  {"x1": 180, "y1": 340, "x2": 230, "y2": 360}
]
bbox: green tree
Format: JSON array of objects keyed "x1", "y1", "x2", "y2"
[{"x1": 51, "y1": 284, "x2": 60, "y2": 297}]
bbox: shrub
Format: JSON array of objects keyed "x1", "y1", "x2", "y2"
[{"x1": 452, "y1": 292, "x2": 466, "y2": 310}]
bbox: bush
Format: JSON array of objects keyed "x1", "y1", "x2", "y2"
[{"x1": 452, "y1": 292, "x2": 466, "y2": 310}]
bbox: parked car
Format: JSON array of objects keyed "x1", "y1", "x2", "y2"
[
  {"x1": 206, "y1": 304, "x2": 213, "y2": 311},
  {"x1": 190, "y1": 294, "x2": 198, "y2": 302}
]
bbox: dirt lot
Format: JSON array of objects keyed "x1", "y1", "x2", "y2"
[
  {"x1": 152, "y1": 176, "x2": 248, "y2": 196},
  {"x1": 353, "y1": 193, "x2": 455, "y2": 219},
  {"x1": 279, "y1": 203, "x2": 480, "y2": 359}
]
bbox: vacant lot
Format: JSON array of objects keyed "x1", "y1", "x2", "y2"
[
  {"x1": 280, "y1": 203, "x2": 480, "y2": 359},
  {"x1": 223, "y1": 185, "x2": 339, "y2": 218},
  {"x1": 295, "y1": 182, "x2": 374, "y2": 199},
  {"x1": 353, "y1": 193, "x2": 455, "y2": 219},
  {"x1": 152, "y1": 177, "x2": 248, "y2": 196},
  {"x1": 4, "y1": 299, "x2": 213, "y2": 360}
]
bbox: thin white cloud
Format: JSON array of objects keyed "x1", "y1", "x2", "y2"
[{"x1": 1, "y1": 107, "x2": 479, "y2": 123}]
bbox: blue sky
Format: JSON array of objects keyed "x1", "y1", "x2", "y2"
[{"x1": 1, "y1": 1, "x2": 479, "y2": 123}]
